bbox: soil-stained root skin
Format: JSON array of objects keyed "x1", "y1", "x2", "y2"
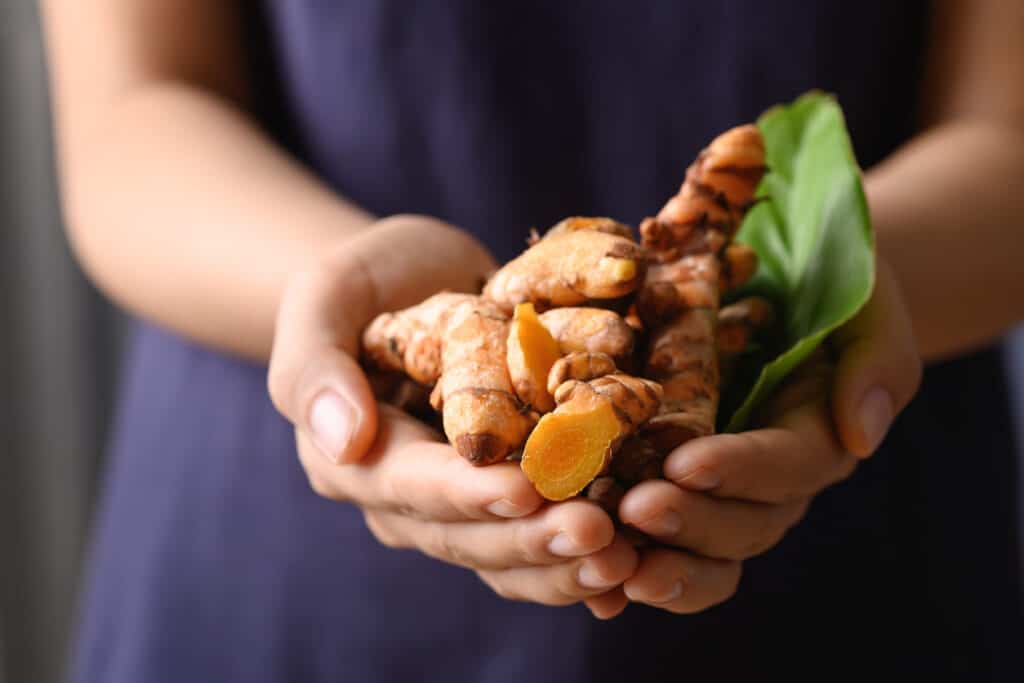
[
  {"x1": 429, "y1": 297, "x2": 536, "y2": 466},
  {"x1": 638, "y1": 124, "x2": 766, "y2": 452},
  {"x1": 361, "y1": 292, "x2": 476, "y2": 385},
  {"x1": 546, "y1": 351, "x2": 618, "y2": 396},
  {"x1": 586, "y1": 476, "x2": 626, "y2": 517},
  {"x1": 522, "y1": 374, "x2": 662, "y2": 501},
  {"x1": 717, "y1": 296, "x2": 775, "y2": 354},
  {"x1": 507, "y1": 303, "x2": 563, "y2": 413},
  {"x1": 538, "y1": 307, "x2": 635, "y2": 363},
  {"x1": 719, "y1": 243, "x2": 759, "y2": 292},
  {"x1": 610, "y1": 437, "x2": 664, "y2": 487},
  {"x1": 484, "y1": 228, "x2": 644, "y2": 313},
  {"x1": 717, "y1": 296, "x2": 775, "y2": 387}
]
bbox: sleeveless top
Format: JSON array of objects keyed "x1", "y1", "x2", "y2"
[{"x1": 72, "y1": 2, "x2": 1023, "y2": 681}]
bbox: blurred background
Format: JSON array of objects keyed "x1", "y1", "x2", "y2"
[
  {"x1": 1, "y1": 2, "x2": 123, "y2": 682},
  {"x1": 0, "y1": 2, "x2": 1021, "y2": 682}
]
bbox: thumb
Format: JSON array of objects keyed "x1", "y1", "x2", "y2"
[
  {"x1": 829, "y1": 258, "x2": 923, "y2": 458},
  {"x1": 268, "y1": 215, "x2": 496, "y2": 464}
]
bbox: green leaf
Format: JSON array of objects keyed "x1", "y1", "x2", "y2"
[{"x1": 722, "y1": 91, "x2": 875, "y2": 432}]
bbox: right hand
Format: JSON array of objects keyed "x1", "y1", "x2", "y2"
[{"x1": 268, "y1": 215, "x2": 638, "y2": 609}]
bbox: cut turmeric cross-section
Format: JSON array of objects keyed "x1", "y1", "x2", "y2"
[
  {"x1": 522, "y1": 374, "x2": 662, "y2": 501},
  {"x1": 507, "y1": 303, "x2": 563, "y2": 412},
  {"x1": 522, "y1": 397, "x2": 622, "y2": 501}
]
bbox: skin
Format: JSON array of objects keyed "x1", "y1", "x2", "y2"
[{"x1": 39, "y1": 0, "x2": 1021, "y2": 617}]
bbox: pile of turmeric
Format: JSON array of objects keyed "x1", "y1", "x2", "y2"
[{"x1": 361, "y1": 124, "x2": 771, "y2": 510}]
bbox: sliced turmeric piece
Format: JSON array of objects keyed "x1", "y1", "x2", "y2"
[
  {"x1": 507, "y1": 303, "x2": 563, "y2": 413},
  {"x1": 522, "y1": 374, "x2": 662, "y2": 500}
]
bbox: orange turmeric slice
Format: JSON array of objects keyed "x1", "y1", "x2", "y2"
[{"x1": 507, "y1": 303, "x2": 563, "y2": 412}]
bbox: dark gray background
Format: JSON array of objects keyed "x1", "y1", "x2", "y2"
[{"x1": 0, "y1": 1, "x2": 1020, "y2": 682}]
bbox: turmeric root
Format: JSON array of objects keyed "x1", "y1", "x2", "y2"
[
  {"x1": 362, "y1": 125, "x2": 771, "y2": 500},
  {"x1": 639, "y1": 125, "x2": 766, "y2": 451},
  {"x1": 430, "y1": 297, "x2": 537, "y2": 465},
  {"x1": 719, "y1": 243, "x2": 759, "y2": 292},
  {"x1": 609, "y1": 436, "x2": 664, "y2": 487},
  {"x1": 484, "y1": 227, "x2": 644, "y2": 313},
  {"x1": 717, "y1": 296, "x2": 775, "y2": 354},
  {"x1": 717, "y1": 296, "x2": 775, "y2": 387},
  {"x1": 586, "y1": 476, "x2": 626, "y2": 516},
  {"x1": 522, "y1": 373, "x2": 662, "y2": 500},
  {"x1": 507, "y1": 303, "x2": 563, "y2": 413},
  {"x1": 538, "y1": 307, "x2": 635, "y2": 363},
  {"x1": 364, "y1": 294, "x2": 534, "y2": 465},
  {"x1": 532, "y1": 216, "x2": 635, "y2": 243},
  {"x1": 361, "y1": 292, "x2": 475, "y2": 385},
  {"x1": 546, "y1": 351, "x2": 618, "y2": 396}
]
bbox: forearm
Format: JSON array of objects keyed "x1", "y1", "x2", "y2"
[
  {"x1": 56, "y1": 81, "x2": 373, "y2": 360},
  {"x1": 866, "y1": 120, "x2": 1024, "y2": 361}
]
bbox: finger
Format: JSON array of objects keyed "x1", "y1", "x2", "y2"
[
  {"x1": 663, "y1": 396, "x2": 857, "y2": 504},
  {"x1": 362, "y1": 499, "x2": 615, "y2": 570},
  {"x1": 298, "y1": 405, "x2": 543, "y2": 521},
  {"x1": 268, "y1": 216, "x2": 496, "y2": 464},
  {"x1": 829, "y1": 258, "x2": 922, "y2": 457},
  {"x1": 618, "y1": 480, "x2": 807, "y2": 561},
  {"x1": 584, "y1": 587, "x2": 630, "y2": 620},
  {"x1": 623, "y1": 548, "x2": 742, "y2": 614},
  {"x1": 477, "y1": 535, "x2": 639, "y2": 606}
]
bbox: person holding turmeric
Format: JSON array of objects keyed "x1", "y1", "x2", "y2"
[{"x1": 41, "y1": 1, "x2": 1022, "y2": 680}]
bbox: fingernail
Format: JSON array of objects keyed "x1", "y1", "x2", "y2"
[
  {"x1": 858, "y1": 386, "x2": 893, "y2": 453},
  {"x1": 644, "y1": 510, "x2": 682, "y2": 537},
  {"x1": 669, "y1": 465, "x2": 721, "y2": 491},
  {"x1": 651, "y1": 581, "x2": 683, "y2": 604},
  {"x1": 487, "y1": 499, "x2": 529, "y2": 518},
  {"x1": 578, "y1": 562, "x2": 616, "y2": 589},
  {"x1": 309, "y1": 391, "x2": 357, "y2": 464},
  {"x1": 548, "y1": 533, "x2": 585, "y2": 557}
]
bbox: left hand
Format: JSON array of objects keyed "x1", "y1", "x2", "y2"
[{"x1": 583, "y1": 259, "x2": 922, "y2": 619}]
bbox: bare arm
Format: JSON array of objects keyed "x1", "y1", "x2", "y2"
[
  {"x1": 867, "y1": 0, "x2": 1024, "y2": 361},
  {"x1": 40, "y1": 0, "x2": 374, "y2": 360}
]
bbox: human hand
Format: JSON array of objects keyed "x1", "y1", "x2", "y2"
[
  {"x1": 585, "y1": 259, "x2": 922, "y2": 618},
  {"x1": 268, "y1": 215, "x2": 638, "y2": 606}
]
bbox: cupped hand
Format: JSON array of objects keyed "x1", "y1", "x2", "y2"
[
  {"x1": 268, "y1": 215, "x2": 637, "y2": 606},
  {"x1": 586, "y1": 258, "x2": 922, "y2": 618}
]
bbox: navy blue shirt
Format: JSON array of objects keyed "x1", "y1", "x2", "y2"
[{"x1": 72, "y1": 3, "x2": 1023, "y2": 681}]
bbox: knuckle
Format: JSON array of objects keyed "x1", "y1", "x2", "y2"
[
  {"x1": 834, "y1": 452, "x2": 858, "y2": 482},
  {"x1": 422, "y1": 523, "x2": 450, "y2": 561},
  {"x1": 438, "y1": 458, "x2": 476, "y2": 517},
  {"x1": 306, "y1": 472, "x2": 338, "y2": 500},
  {"x1": 478, "y1": 573, "x2": 517, "y2": 602},
  {"x1": 900, "y1": 353, "x2": 924, "y2": 406},
  {"x1": 720, "y1": 563, "x2": 743, "y2": 602},
  {"x1": 733, "y1": 509, "x2": 790, "y2": 560},
  {"x1": 363, "y1": 512, "x2": 403, "y2": 549},
  {"x1": 435, "y1": 526, "x2": 470, "y2": 567},
  {"x1": 382, "y1": 464, "x2": 420, "y2": 516},
  {"x1": 547, "y1": 576, "x2": 583, "y2": 605},
  {"x1": 266, "y1": 358, "x2": 300, "y2": 420},
  {"x1": 514, "y1": 522, "x2": 545, "y2": 564}
]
